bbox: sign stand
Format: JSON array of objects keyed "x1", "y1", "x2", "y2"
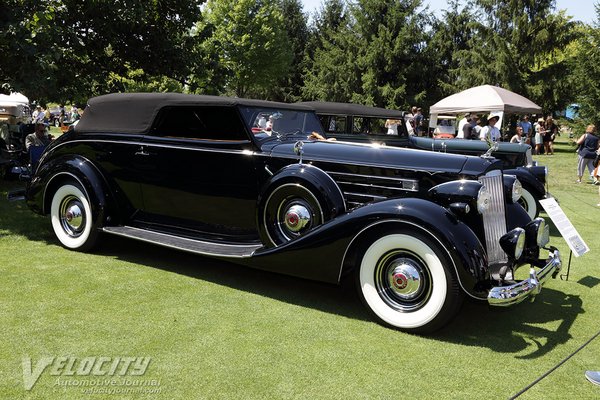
[
  {"x1": 539, "y1": 198, "x2": 589, "y2": 283},
  {"x1": 560, "y1": 250, "x2": 573, "y2": 281}
]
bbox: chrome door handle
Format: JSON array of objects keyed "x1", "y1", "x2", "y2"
[{"x1": 135, "y1": 146, "x2": 150, "y2": 156}]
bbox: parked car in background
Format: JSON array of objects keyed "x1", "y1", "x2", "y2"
[
  {"x1": 299, "y1": 101, "x2": 550, "y2": 219},
  {"x1": 22, "y1": 93, "x2": 561, "y2": 333}
]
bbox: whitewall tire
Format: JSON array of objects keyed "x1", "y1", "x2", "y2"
[
  {"x1": 50, "y1": 183, "x2": 98, "y2": 251},
  {"x1": 518, "y1": 187, "x2": 538, "y2": 219},
  {"x1": 357, "y1": 232, "x2": 461, "y2": 332}
]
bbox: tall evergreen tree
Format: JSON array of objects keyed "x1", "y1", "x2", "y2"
[{"x1": 198, "y1": 0, "x2": 293, "y2": 98}]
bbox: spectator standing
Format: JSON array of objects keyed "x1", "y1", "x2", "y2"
[
  {"x1": 414, "y1": 108, "x2": 424, "y2": 136},
  {"x1": 479, "y1": 113, "x2": 501, "y2": 142},
  {"x1": 457, "y1": 113, "x2": 470, "y2": 137},
  {"x1": 576, "y1": 124, "x2": 599, "y2": 183},
  {"x1": 71, "y1": 106, "x2": 80, "y2": 122},
  {"x1": 544, "y1": 116, "x2": 558, "y2": 155},
  {"x1": 518, "y1": 115, "x2": 532, "y2": 144},
  {"x1": 534, "y1": 118, "x2": 545, "y2": 154},
  {"x1": 457, "y1": 116, "x2": 475, "y2": 139},
  {"x1": 385, "y1": 119, "x2": 401, "y2": 135}
]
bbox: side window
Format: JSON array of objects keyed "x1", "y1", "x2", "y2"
[
  {"x1": 151, "y1": 106, "x2": 248, "y2": 141},
  {"x1": 319, "y1": 115, "x2": 347, "y2": 134},
  {"x1": 353, "y1": 117, "x2": 368, "y2": 134},
  {"x1": 369, "y1": 118, "x2": 387, "y2": 135}
]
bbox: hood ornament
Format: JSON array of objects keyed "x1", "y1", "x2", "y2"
[
  {"x1": 482, "y1": 141, "x2": 499, "y2": 158},
  {"x1": 294, "y1": 140, "x2": 304, "y2": 165}
]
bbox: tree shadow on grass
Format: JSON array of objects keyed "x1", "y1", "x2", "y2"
[{"x1": 1, "y1": 182, "x2": 584, "y2": 358}]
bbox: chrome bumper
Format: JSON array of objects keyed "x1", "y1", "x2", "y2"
[{"x1": 488, "y1": 248, "x2": 562, "y2": 306}]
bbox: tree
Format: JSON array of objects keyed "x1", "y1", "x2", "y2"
[
  {"x1": 0, "y1": 0, "x2": 203, "y2": 104},
  {"x1": 303, "y1": 0, "x2": 431, "y2": 109},
  {"x1": 197, "y1": 0, "x2": 293, "y2": 98},
  {"x1": 269, "y1": 0, "x2": 309, "y2": 102},
  {"x1": 450, "y1": 0, "x2": 579, "y2": 113}
]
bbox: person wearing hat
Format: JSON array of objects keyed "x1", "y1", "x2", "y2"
[{"x1": 479, "y1": 113, "x2": 501, "y2": 142}]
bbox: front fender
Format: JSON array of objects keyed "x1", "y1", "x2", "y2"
[
  {"x1": 246, "y1": 198, "x2": 488, "y2": 299},
  {"x1": 505, "y1": 168, "x2": 546, "y2": 199}
]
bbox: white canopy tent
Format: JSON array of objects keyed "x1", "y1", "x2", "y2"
[{"x1": 428, "y1": 85, "x2": 542, "y2": 132}]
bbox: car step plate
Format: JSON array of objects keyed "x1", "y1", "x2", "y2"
[{"x1": 102, "y1": 226, "x2": 262, "y2": 258}]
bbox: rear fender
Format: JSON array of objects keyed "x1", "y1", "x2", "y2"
[{"x1": 27, "y1": 155, "x2": 114, "y2": 227}]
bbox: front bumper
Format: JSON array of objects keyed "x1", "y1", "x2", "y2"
[{"x1": 487, "y1": 248, "x2": 562, "y2": 306}]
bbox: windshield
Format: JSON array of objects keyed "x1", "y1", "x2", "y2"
[{"x1": 239, "y1": 106, "x2": 323, "y2": 141}]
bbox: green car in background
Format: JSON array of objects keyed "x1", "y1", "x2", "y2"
[{"x1": 299, "y1": 101, "x2": 550, "y2": 218}]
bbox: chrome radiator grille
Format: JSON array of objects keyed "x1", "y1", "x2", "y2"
[{"x1": 479, "y1": 171, "x2": 507, "y2": 263}]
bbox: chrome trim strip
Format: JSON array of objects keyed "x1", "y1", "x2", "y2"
[
  {"x1": 43, "y1": 138, "x2": 253, "y2": 156},
  {"x1": 488, "y1": 249, "x2": 562, "y2": 306},
  {"x1": 343, "y1": 191, "x2": 387, "y2": 200},
  {"x1": 337, "y1": 180, "x2": 418, "y2": 193},
  {"x1": 326, "y1": 170, "x2": 419, "y2": 184},
  {"x1": 339, "y1": 219, "x2": 484, "y2": 300}
]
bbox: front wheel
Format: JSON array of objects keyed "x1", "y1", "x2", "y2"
[
  {"x1": 50, "y1": 183, "x2": 99, "y2": 251},
  {"x1": 356, "y1": 232, "x2": 462, "y2": 333}
]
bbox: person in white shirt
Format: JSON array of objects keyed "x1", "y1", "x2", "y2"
[
  {"x1": 457, "y1": 113, "x2": 470, "y2": 137},
  {"x1": 479, "y1": 113, "x2": 501, "y2": 142}
]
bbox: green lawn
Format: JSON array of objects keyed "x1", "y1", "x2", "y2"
[{"x1": 1, "y1": 135, "x2": 599, "y2": 399}]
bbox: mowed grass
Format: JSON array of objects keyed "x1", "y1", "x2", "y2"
[{"x1": 1, "y1": 135, "x2": 599, "y2": 399}]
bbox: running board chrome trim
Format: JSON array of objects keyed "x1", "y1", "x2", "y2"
[{"x1": 102, "y1": 226, "x2": 262, "y2": 258}]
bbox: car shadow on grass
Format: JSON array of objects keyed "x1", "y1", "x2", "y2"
[
  {"x1": 433, "y1": 289, "x2": 583, "y2": 358},
  {"x1": 96, "y1": 235, "x2": 582, "y2": 359}
]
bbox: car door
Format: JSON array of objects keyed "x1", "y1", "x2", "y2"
[{"x1": 134, "y1": 105, "x2": 261, "y2": 241}]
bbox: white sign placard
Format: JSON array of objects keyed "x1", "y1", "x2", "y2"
[{"x1": 539, "y1": 197, "x2": 589, "y2": 257}]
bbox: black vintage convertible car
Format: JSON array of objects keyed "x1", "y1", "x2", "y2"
[
  {"x1": 24, "y1": 93, "x2": 561, "y2": 333},
  {"x1": 299, "y1": 101, "x2": 551, "y2": 219}
]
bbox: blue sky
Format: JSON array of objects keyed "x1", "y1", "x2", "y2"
[{"x1": 300, "y1": 0, "x2": 597, "y2": 25}]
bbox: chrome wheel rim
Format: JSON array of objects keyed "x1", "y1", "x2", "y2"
[
  {"x1": 277, "y1": 198, "x2": 315, "y2": 240},
  {"x1": 374, "y1": 251, "x2": 432, "y2": 312},
  {"x1": 59, "y1": 195, "x2": 86, "y2": 237}
]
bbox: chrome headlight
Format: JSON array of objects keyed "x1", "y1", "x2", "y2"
[
  {"x1": 525, "y1": 217, "x2": 549, "y2": 248},
  {"x1": 511, "y1": 179, "x2": 523, "y2": 203},
  {"x1": 500, "y1": 228, "x2": 526, "y2": 259},
  {"x1": 477, "y1": 185, "x2": 491, "y2": 214}
]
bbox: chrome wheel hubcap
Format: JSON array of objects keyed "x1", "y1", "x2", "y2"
[
  {"x1": 284, "y1": 204, "x2": 311, "y2": 232},
  {"x1": 389, "y1": 259, "x2": 423, "y2": 299},
  {"x1": 375, "y1": 251, "x2": 432, "y2": 312},
  {"x1": 60, "y1": 196, "x2": 85, "y2": 237}
]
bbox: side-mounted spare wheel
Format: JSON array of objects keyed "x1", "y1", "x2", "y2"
[
  {"x1": 258, "y1": 165, "x2": 345, "y2": 247},
  {"x1": 50, "y1": 182, "x2": 99, "y2": 251},
  {"x1": 518, "y1": 185, "x2": 539, "y2": 219},
  {"x1": 356, "y1": 230, "x2": 463, "y2": 333}
]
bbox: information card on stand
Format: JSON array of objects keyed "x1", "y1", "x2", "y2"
[{"x1": 539, "y1": 197, "x2": 589, "y2": 257}]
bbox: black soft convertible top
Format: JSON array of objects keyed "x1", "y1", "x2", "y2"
[
  {"x1": 298, "y1": 101, "x2": 405, "y2": 119},
  {"x1": 75, "y1": 93, "x2": 315, "y2": 134}
]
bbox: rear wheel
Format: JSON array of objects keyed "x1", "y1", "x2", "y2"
[
  {"x1": 50, "y1": 182, "x2": 99, "y2": 251},
  {"x1": 356, "y1": 232, "x2": 462, "y2": 333}
]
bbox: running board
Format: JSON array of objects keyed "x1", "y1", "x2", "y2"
[
  {"x1": 102, "y1": 226, "x2": 262, "y2": 258},
  {"x1": 7, "y1": 188, "x2": 26, "y2": 202}
]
